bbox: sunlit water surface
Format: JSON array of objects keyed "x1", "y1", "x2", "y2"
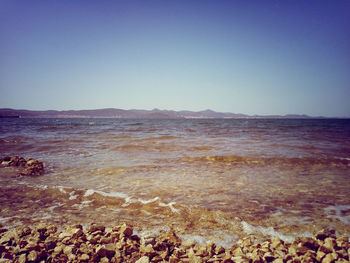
[{"x1": 1, "y1": 118, "x2": 350, "y2": 245}]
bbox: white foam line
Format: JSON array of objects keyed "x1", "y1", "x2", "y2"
[
  {"x1": 84, "y1": 189, "x2": 179, "y2": 213},
  {"x1": 0, "y1": 216, "x2": 19, "y2": 223},
  {"x1": 57, "y1": 186, "x2": 67, "y2": 194},
  {"x1": 138, "y1": 197, "x2": 160, "y2": 204},
  {"x1": 241, "y1": 221, "x2": 296, "y2": 243},
  {"x1": 84, "y1": 189, "x2": 132, "y2": 204},
  {"x1": 35, "y1": 184, "x2": 48, "y2": 190},
  {"x1": 69, "y1": 191, "x2": 78, "y2": 200},
  {"x1": 324, "y1": 205, "x2": 350, "y2": 225},
  {"x1": 159, "y1": 201, "x2": 179, "y2": 213},
  {"x1": 47, "y1": 204, "x2": 63, "y2": 213}
]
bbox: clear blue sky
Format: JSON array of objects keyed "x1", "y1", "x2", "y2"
[{"x1": 0, "y1": 0, "x2": 349, "y2": 117}]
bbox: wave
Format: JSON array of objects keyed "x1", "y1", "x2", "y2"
[
  {"x1": 110, "y1": 144, "x2": 183, "y2": 151},
  {"x1": 324, "y1": 205, "x2": 350, "y2": 225},
  {"x1": 241, "y1": 221, "x2": 311, "y2": 243},
  {"x1": 178, "y1": 154, "x2": 350, "y2": 167}
]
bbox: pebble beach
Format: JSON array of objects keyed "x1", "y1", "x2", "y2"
[{"x1": 1, "y1": 222, "x2": 349, "y2": 263}]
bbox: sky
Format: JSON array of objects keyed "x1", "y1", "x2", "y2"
[{"x1": 0, "y1": 0, "x2": 349, "y2": 117}]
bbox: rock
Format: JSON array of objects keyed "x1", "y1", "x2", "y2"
[
  {"x1": 295, "y1": 244, "x2": 311, "y2": 256},
  {"x1": 182, "y1": 239, "x2": 196, "y2": 249},
  {"x1": 1, "y1": 161, "x2": 11, "y2": 166},
  {"x1": 100, "y1": 236, "x2": 113, "y2": 244},
  {"x1": 100, "y1": 257, "x2": 109, "y2": 263},
  {"x1": 316, "y1": 229, "x2": 336, "y2": 241},
  {"x1": 63, "y1": 244, "x2": 76, "y2": 255},
  {"x1": 263, "y1": 251, "x2": 275, "y2": 262},
  {"x1": 88, "y1": 224, "x2": 105, "y2": 233},
  {"x1": 44, "y1": 240, "x2": 56, "y2": 250},
  {"x1": 297, "y1": 237, "x2": 319, "y2": 251},
  {"x1": 135, "y1": 256, "x2": 150, "y2": 263},
  {"x1": 140, "y1": 243, "x2": 156, "y2": 257},
  {"x1": 319, "y1": 244, "x2": 333, "y2": 254},
  {"x1": 0, "y1": 156, "x2": 44, "y2": 175},
  {"x1": 336, "y1": 237, "x2": 349, "y2": 249},
  {"x1": 3, "y1": 156, "x2": 11, "y2": 162},
  {"x1": 336, "y1": 248, "x2": 348, "y2": 259},
  {"x1": 119, "y1": 223, "x2": 133, "y2": 237},
  {"x1": 239, "y1": 237, "x2": 253, "y2": 248},
  {"x1": 336, "y1": 259, "x2": 349, "y2": 263},
  {"x1": 78, "y1": 253, "x2": 90, "y2": 262},
  {"x1": 272, "y1": 259, "x2": 283, "y2": 263},
  {"x1": 222, "y1": 256, "x2": 234, "y2": 263},
  {"x1": 0, "y1": 229, "x2": 18, "y2": 245},
  {"x1": 323, "y1": 237, "x2": 337, "y2": 251},
  {"x1": 27, "y1": 250, "x2": 38, "y2": 262},
  {"x1": 96, "y1": 244, "x2": 116, "y2": 258},
  {"x1": 231, "y1": 256, "x2": 247, "y2": 263},
  {"x1": 215, "y1": 245, "x2": 225, "y2": 255},
  {"x1": 9, "y1": 156, "x2": 26, "y2": 167},
  {"x1": 270, "y1": 237, "x2": 284, "y2": 250},
  {"x1": 53, "y1": 244, "x2": 64, "y2": 254},
  {"x1": 232, "y1": 246, "x2": 245, "y2": 257},
  {"x1": 46, "y1": 224, "x2": 58, "y2": 235},
  {"x1": 321, "y1": 252, "x2": 338, "y2": 263},
  {"x1": 196, "y1": 246, "x2": 208, "y2": 257},
  {"x1": 17, "y1": 253, "x2": 26, "y2": 263},
  {"x1": 24, "y1": 240, "x2": 40, "y2": 252},
  {"x1": 189, "y1": 254, "x2": 202, "y2": 263},
  {"x1": 301, "y1": 250, "x2": 317, "y2": 262},
  {"x1": 17, "y1": 226, "x2": 31, "y2": 237},
  {"x1": 59, "y1": 226, "x2": 84, "y2": 240}
]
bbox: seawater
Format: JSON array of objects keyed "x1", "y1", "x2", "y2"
[{"x1": 1, "y1": 118, "x2": 350, "y2": 244}]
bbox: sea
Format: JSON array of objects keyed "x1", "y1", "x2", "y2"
[{"x1": 0, "y1": 118, "x2": 349, "y2": 246}]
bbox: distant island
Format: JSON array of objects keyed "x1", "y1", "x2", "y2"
[{"x1": 0, "y1": 108, "x2": 329, "y2": 119}]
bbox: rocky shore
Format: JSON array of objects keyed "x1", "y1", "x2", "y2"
[
  {"x1": 0, "y1": 156, "x2": 44, "y2": 176},
  {"x1": 0, "y1": 223, "x2": 349, "y2": 263}
]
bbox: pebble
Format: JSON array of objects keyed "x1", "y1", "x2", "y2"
[{"x1": 0, "y1": 222, "x2": 348, "y2": 263}]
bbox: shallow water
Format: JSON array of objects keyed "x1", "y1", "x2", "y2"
[{"x1": 1, "y1": 118, "x2": 350, "y2": 245}]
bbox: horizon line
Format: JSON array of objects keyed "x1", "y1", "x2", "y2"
[{"x1": 1, "y1": 107, "x2": 349, "y2": 119}]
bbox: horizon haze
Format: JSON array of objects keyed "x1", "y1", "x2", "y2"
[{"x1": 1, "y1": 0, "x2": 349, "y2": 117}]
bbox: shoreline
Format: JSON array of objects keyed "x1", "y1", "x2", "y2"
[{"x1": 0, "y1": 222, "x2": 349, "y2": 262}]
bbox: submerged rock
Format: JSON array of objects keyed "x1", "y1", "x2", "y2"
[{"x1": 0, "y1": 156, "x2": 44, "y2": 176}]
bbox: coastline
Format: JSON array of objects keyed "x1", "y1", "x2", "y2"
[{"x1": 0, "y1": 222, "x2": 349, "y2": 262}]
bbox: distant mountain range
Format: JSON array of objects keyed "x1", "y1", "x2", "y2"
[{"x1": 0, "y1": 108, "x2": 326, "y2": 119}]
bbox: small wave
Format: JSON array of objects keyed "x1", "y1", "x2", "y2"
[
  {"x1": 147, "y1": 135, "x2": 178, "y2": 140},
  {"x1": 83, "y1": 189, "x2": 180, "y2": 214},
  {"x1": 188, "y1": 146, "x2": 214, "y2": 151},
  {"x1": 138, "y1": 196, "x2": 160, "y2": 204},
  {"x1": 69, "y1": 191, "x2": 79, "y2": 200},
  {"x1": 179, "y1": 154, "x2": 350, "y2": 167},
  {"x1": 84, "y1": 189, "x2": 131, "y2": 202},
  {"x1": 96, "y1": 165, "x2": 166, "y2": 176},
  {"x1": 324, "y1": 205, "x2": 350, "y2": 225},
  {"x1": 241, "y1": 221, "x2": 311, "y2": 243},
  {"x1": 110, "y1": 144, "x2": 182, "y2": 151},
  {"x1": 159, "y1": 201, "x2": 179, "y2": 213},
  {"x1": 57, "y1": 186, "x2": 67, "y2": 194},
  {"x1": 128, "y1": 122, "x2": 144, "y2": 126}
]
